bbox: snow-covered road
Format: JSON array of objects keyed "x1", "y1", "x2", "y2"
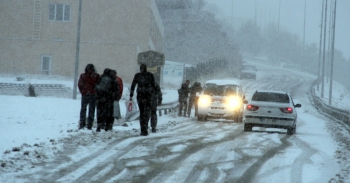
[{"x1": 1, "y1": 63, "x2": 350, "y2": 183}]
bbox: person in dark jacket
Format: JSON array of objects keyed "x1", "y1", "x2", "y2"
[
  {"x1": 187, "y1": 82, "x2": 202, "y2": 117},
  {"x1": 150, "y1": 82, "x2": 162, "y2": 133},
  {"x1": 130, "y1": 64, "x2": 157, "y2": 136},
  {"x1": 96, "y1": 68, "x2": 119, "y2": 132},
  {"x1": 106, "y1": 69, "x2": 122, "y2": 130},
  {"x1": 78, "y1": 64, "x2": 100, "y2": 130},
  {"x1": 178, "y1": 82, "x2": 190, "y2": 117}
]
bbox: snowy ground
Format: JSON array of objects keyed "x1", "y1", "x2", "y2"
[
  {"x1": 0, "y1": 74, "x2": 182, "y2": 177},
  {"x1": 1, "y1": 64, "x2": 350, "y2": 182}
]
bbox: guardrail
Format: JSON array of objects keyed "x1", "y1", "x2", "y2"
[
  {"x1": 125, "y1": 100, "x2": 179, "y2": 122},
  {"x1": 308, "y1": 79, "x2": 350, "y2": 126}
]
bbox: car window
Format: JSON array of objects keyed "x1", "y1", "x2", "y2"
[
  {"x1": 251, "y1": 92, "x2": 290, "y2": 103},
  {"x1": 224, "y1": 85, "x2": 238, "y2": 96},
  {"x1": 203, "y1": 84, "x2": 239, "y2": 96}
]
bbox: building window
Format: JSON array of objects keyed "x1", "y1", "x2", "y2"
[
  {"x1": 49, "y1": 4, "x2": 70, "y2": 21},
  {"x1": 41, "y1": 55, "x2": 51, "y2": 75}
]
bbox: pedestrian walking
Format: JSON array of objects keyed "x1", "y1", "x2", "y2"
[
  {"x1": 187, "y1": 82, "x2": 202, "y2": 117},
  {"x1": 107, "y1": 69, "x2": 122, "y2": 130},
  {"x1": 130, "y1": 64, "x2": 157, "y2": 136},
  {"x1": 150, "y1": 82, "x2": 162, "y2": 133},
  {"x1": 96, "y1": 68, "x2": 119, "y2": 132},
  {"x1": 78, "y1": 64, "x2": 100, "y2": 130},
  {"x1": 178, "y1": 82, "x2": 190, "y2": 117}
]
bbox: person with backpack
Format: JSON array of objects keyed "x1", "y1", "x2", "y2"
[
  {"x1": 178, "y1": 80, "x2": 190, "y2": 117},
  {"x1": 187, "y1": 82, "x2": 202, "y2": 117},
  {"x1": 108, "y1": 69, "x2": 123, "y2": 130},
  {"x1": 78, "y1": 64, "x2": 100, "y2": 130},
  {"x1": 130, "y1": 64, "x2": 157, "y2": 136},
  {"x1": 96, "y1": 68, "x2": 119, "y2": 132},
  {"x1": 150, "y1": 82, "x2": 162, "y2": 133}
]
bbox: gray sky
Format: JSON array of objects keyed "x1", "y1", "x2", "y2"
[{"x1": 205, "y1": 0, "x2": 350, "y2": 59}]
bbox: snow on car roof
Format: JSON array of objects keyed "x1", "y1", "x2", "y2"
[
  {"x1": 255, "y1": 90, "x2": 288, "y2": 94},
  {"x1": 205, "y1": 79, "x2": 240, "y2": 86}
]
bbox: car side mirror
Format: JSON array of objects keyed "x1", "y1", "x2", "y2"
[
  {"x1": 243, "y1": 100, "x2": 248, "y2": 104},
  {"x1": 294, "y1": 104, "x2": 301, "y2": 108}
]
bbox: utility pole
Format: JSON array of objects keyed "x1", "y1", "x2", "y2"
[
  {"x1": 231, "y1": 0, "x2": 233, "y2": 28},
  {"x1": 254, "y1": 0, "x2": 257, "y2": 25},
  {"x1": 327, "y1": 0, "x2": 334, "y2": 83},
  {"x1": 278, "y1": 0, "x2": 281, "y2": 31},
  {"x1": 329, "y1": 0, "x2": 337, "y2": 105},
  {"x1": 303, "y1": 0, "x2": 306, "y2": 64},
  {"x1": 317, "y1": 0, "x2": 325, "y2": 91},
  {"x1": 321, "y1": 0, "x2": 328, "y2": 98},
  {"x1": 73, "y1": 0, "x2": 83, "y2": 99}
]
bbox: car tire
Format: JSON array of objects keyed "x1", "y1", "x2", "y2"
[
  {"x1": 197, "y1": 115, "x2": 206, "y2": 121},
  {"x1": 233, "y1": 115, "x2": 239, "y2": 122},
  {"x1": 287, "y1": 127, "x2": 296, "y2": 135},
  {"x1": 244, "y1": 124, "x2": 252, "y2": 131},
  {"x1": 234, "y1": 113, "x2": 243, "y2": 123}
]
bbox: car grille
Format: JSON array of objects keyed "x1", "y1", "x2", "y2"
[{"x1": 211, "y1": 107, "x2": 225, "y2": 110}]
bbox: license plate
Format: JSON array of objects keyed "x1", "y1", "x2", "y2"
[{"x1": 260, "y1": 118, "x2": 276, "y2": 122}]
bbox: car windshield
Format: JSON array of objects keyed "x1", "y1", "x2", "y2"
[
  {"x1": 203, "y1": 84, "x2": 238, "y2": 96},
  {"x1": 251, "y1": 92, "x2": 290, "y2": 103}
]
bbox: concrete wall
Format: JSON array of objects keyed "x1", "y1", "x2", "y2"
[{"x1": 0, "y1": 0, "x2": 164, "y2": 83}]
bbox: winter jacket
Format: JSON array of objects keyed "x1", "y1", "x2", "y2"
[
  {"x1": 96, "y1": 69, "x2": 119, "y2": 102},
  {"x1": 151, "y1": 82, "x2": 162, "y2": 107},
  {"x1": 116, "y1": 76, "x2": 123, "y2": 100},
  {"x1": 178, "y1": 83, "x2": 190, "y2": 100},
  {"x1": 78, "y1": 71, "x2": 100, "y2": 95},
  {"x1": 189, "y1": 82, "x2": 203, "y2": 101},
  {"x1": 130, "y1": 71, "x2": 157, "y2": 99}
]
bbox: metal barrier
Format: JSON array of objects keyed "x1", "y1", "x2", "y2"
[
  {"x1": 125, "y1": 100, "x2": 179, "y2": 122},
  {"x1": 308, "y1": 80, "x2": 350, "y2": 126}
]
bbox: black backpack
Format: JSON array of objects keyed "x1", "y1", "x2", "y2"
[{"x1": 96, "y1": 76, "x2": 112, "y2": 93}]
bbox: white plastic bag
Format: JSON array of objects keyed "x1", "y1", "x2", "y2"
[
  {"x1": 125, "y1": 100, "x2": 138, "y2": 119},
  {"x1": 113, "y1": 100, "x2": 121, "y2": 119}
]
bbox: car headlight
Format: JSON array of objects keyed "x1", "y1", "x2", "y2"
[
  {"x1": 226, "y1": 96, "x2": 241, "y2": 109},
  {"x1": 198, "y1": 95, "x2": 211, "y2": 106}
]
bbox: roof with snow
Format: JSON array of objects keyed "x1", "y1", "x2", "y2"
[{"x1": 205, "y1": 79, "x2": 241, "y2": 86}]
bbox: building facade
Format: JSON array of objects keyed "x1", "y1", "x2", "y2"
[{"x1": 0, "y1": 0, "x2": 164, "y2": 83}]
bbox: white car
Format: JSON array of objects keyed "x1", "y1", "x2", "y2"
[
  {"x1": 242, "y1": 90, "x2": 301, "y2": 135},
  {"x1": 197, "y1": 79, "x2": 245, "y2": 122}
]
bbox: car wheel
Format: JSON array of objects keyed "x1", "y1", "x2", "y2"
[
  {"x1": 287, "y1": 127, "x2": 296, "y2": 135},
  {"x1": 233, "y1": 115, "x2": 239, "y2": 122},
  {"x1": 287, "y1": 124, "x2": 296, "y2": 135},
  {"x1": 197, "y1": 115, "x2": 206, "y2": 121},
  {"x1": 238, "y1": 112, "x2": 243, "y2": 123},
  {"x1": 233, "y1": 114, "x2": 243, "y2": 123},
  {"x1": 244, "y1": 124, "x2": 252, "y2": 131}
]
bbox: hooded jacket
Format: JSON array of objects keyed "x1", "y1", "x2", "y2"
[{"x1": 78, "y1": 64, "x2": 100, "y2": 95}]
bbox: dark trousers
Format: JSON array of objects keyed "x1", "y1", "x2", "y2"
[
  {"x1": 150, "y1": 103, "x2": 157, "y2": 129},
  {"x1": 178, "y1": 98, "x2": 188, "y2": 116},
  {"x1": 97, "y1": 99, "x2": 113, "y2": 130},
  {"x1": 79, "y1": 94, "x2": 96, "y2": 128},
  {"x1": 187, "y1": 97, "x2": 199, "y2": 117},
  {"x1": 137, "y1": 96, "x2": 151, "y2": 135}
]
